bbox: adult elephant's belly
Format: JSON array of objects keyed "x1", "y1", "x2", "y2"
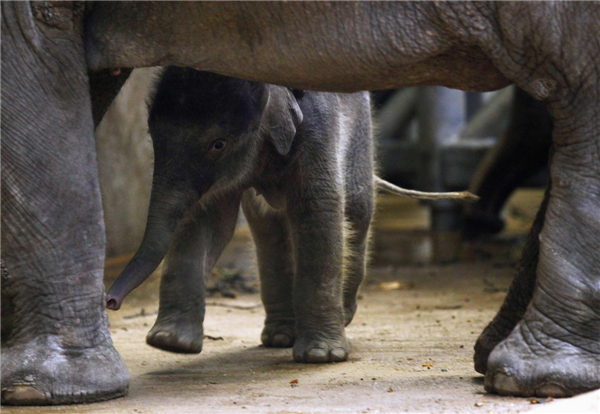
[{"x1": 84, "y1": 2, "x2": 511, "y2": 93}]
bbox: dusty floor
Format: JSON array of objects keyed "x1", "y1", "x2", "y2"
[{"x1": 5, "y1": 191, "x2": 598, "y2": 413}]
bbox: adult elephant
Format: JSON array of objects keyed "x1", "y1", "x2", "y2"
[{"x1": 2, "y1": 1, "x2": 599, "y2": 405}]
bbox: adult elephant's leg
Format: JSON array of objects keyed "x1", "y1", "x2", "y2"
[
  {"x1": 485, "y1": 96, "x2": 600, "y2": 397},
  {"x1": 474, "y1": 181, "x2": 550, "y2": 374},
  {"x1": 465, "y1": 87, "x2": 552, "y2": 238},
  {"x1": 1, "y1": 2, "x2": 129, "y2": 405}
]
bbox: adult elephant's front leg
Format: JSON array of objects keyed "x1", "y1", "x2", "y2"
[
  {"x1": 287, "y1": 183, "x2": 348, "y2": 363},
  {"x1": 1, "y1": 3, "x2": 128, "y2": 405},
  {"x1": 485, "y1": 96, "x2": 600, "y2": 397}
]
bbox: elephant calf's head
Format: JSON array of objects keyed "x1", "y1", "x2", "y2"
[{"x1": 106, "y1": 67, "x2": 303, "y2": 310}]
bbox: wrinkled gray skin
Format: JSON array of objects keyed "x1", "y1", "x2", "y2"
[
  {"x1": 107, "y1": 67, "x2": 374, "y2": 364},
  {"x1": 2, "y1": 0, "x2": 599, "y2": 405}
]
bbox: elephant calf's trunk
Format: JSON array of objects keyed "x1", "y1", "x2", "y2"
[
  {"x1": 106, "y1": 186, "x2": 194, "y2": 310},
  {"x1": 106, "y1": 254, "x2": 165, "y2": 310}
]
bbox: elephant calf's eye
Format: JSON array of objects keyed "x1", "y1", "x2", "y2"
[{"x1": 211, "y1": 140, "x2": 227, "y2": 152}]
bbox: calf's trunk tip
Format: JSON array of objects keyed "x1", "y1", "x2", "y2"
[
  {"x1": 106, "y1": 256, "x2": 164, "y2": 310},
  {"x1": 105, "y1": 184, "x2": 195, "y2": 310}
]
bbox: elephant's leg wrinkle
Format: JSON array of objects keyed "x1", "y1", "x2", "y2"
[
  {"x1": 242, "y1": 192, "x2": 296, "y2": 348},
  {"x1": 484, "y1": 103, "x2": 600, "y2": 397},
  {"x1": 474, "y1": 181, "x2": 549, "y2": 374},
  {"x1": 147, "y1": 195, "x2": 241, "y2": 354},
  {"x1": 1, "y1": 3, "x2": 128, "y2": 405}
]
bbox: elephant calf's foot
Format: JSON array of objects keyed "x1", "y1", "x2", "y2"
[
  {"x1": 485, "y1": 307, "x2": 600, "y2": 397},
  {"x1": 146, "y1": 316, "x2": 204, "y2": 354},
  {"x1": 1, "y1": 338, "x2": 129, "y2": 405},
  {"x1": 293, "y1": 329, "x2": 349, "y2": 363},
  {"x1": 261, "y1": 321, "x2": 296, "y2": 348}
]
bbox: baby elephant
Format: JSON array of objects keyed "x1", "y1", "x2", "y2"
[
  {"x1": 107, "y1": 67, "x2": 475, "y2": 363},
  {"x1": 108, "y1": 67, "x2": 373, "y2": 363}
]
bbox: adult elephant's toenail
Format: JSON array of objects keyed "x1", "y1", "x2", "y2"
[
  {"x1": 535, "y1": 383, "x2": 568, "y2": 398},
  {"x1": 2, "y1": 385, "x2": 48, "y2": 405},
  {"x1": 330, "y1": 347, "x2": 347, "y2": 362},
  {"x1": 490, "y1": 372, "x2": 521, "y2": 395}
]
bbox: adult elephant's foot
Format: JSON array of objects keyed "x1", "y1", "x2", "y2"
[
  {"x1": 483, "y1": 116, "x2": 600, "y2": 397},
  {"x1": 146, "y1": 314, "x2": 204, "y2": 354},
  {"x1": 293, "y1": 328, "x2": 349, "y2": 363},
  {"x1": 1, "y1": 337, "x2": 129, "y2": 405},
  {"x1": 484, "y1": 311, "x2": 600, "y2": 397},
  {"x1": 261, "y1": 317, "x2": 296, "y2": 348},
  {"x1": 484, "y1": 250, "x2": 600, "y2": 396}
]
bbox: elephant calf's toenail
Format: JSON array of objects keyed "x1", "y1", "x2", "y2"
[
  {"x1": 306, "y1": 348, "x2": 328, "y2": 362},
  {"x1": 152, "y1": 332, "x2": 173, "y2": 341},
  {"x1": 272, "y1": 334, "x2": 291, "y2": 347},
  {"x1": 330, "y1": 348, "x2": 347, "y2": 362}
]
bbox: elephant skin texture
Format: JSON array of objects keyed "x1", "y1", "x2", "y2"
[
  {"x1": 107, "y1": 67, "x2": 375, "y2": 364},
  {"x1": 2, "y1": 0, "x2": 599, "y2": 405}
]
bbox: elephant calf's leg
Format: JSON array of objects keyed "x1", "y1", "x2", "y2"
[
  {"x1": 147, "y1": 196, "x2": 241, "y2": 353},
  {"x1": 288, "y1": 192, "x2": 349, "y2": 363},
  {"x1": 342, "y1": 189, "x2": 375, "y2": 326},
  {"x1": 485, "y1": 100, "x2": 600, "y2": 397},
  {"x1": 242, "y1": 192, "x2": 296, "y2": 348}
]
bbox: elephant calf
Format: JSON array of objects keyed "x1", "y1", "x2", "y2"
[
  {"x1": 106, "y1": 67, "x2": 474, "y2": 363},
  {"x1": 106, "y1": 66, "x2": 375, "y2": 363}
]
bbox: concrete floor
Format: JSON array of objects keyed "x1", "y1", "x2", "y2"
[{"x1": 4, "y1": 191, "x2": 599, "y2": 413}]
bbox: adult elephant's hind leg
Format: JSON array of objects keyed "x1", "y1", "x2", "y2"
[
  {"x1": 473, "y1": 182, "x2": 549, "y2": 374},
  {"x1": 485, "y1": 97, "x2": 600, "y2": 397},
  {"x1": 1, "y1": 2, "x2": 128, "y2": 405}
]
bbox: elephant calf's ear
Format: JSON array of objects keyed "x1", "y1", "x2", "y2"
[{"x1": 264, "y1": 87, "x2": 303, "y2": 156}]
